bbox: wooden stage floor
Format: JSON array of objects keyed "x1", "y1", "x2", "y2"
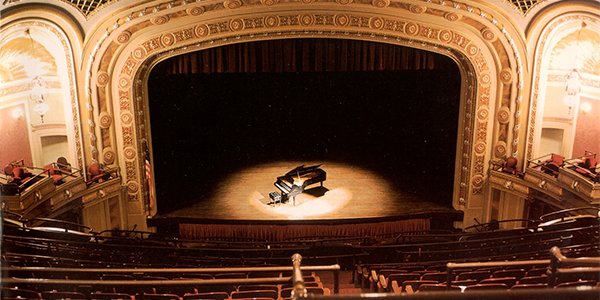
[{"x1": 154, "y1": 161, "x2": 455, "y2": 222}]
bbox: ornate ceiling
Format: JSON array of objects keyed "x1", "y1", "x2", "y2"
[
  {"x1": 550, "y1": 28, "x2": 600, "y2": 75},
  {"x1": 2, "y1": 0, "x2": 549, "y2": 18}
]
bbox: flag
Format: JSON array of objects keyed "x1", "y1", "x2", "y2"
[{"x1": 144, "y1": 145, "x2": 156, "y2": 211}]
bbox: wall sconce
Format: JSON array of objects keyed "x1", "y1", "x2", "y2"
[
  {"x1": 580, "y1": 102, "x2": 592, "y2": 114},
  {"x1": 11, "y1": 107, "x2": 24, "y2": 120}
]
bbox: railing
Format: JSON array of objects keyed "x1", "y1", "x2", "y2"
[
  {"x1": 2, "y1": 254, "x2": 341, "y2": 294},
  {"x1": 549, "y1": 246, "x2": 600, "y2": 287},
  {"x1": 302, "y1": 289, "x2": 600, "y2": 300}
]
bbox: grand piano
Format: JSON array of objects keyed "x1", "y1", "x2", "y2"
[{"x1": 272, "y1": 164, "x2": 326, "y2": 204}]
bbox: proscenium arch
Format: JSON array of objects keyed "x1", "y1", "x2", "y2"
[{"x1": 92, "y1": 2, "x2": 525, "y2": 227}]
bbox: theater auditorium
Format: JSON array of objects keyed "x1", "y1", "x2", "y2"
[{"x1": 0, "y1": 0, "x2": 599, "y2": 299}]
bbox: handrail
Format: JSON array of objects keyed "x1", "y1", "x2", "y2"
[
  {"x1": 302, "y1": 289, "x2": 600, "y2": 300},
  {"x1": 292, "y1": 253, "x2": 307, "y2": 299},
  {"x1": 550, "y1": 246, "x2": 600, "y2": 267},
  {"x1": 24, "y1": 217, "x2": 93, "y2": 233},
  {"x1": 540, "y1": 207, "x2": 600, "y2": 222},
  {"x1": 463, "y1": 218, "x2": 537, "y2": 232}
]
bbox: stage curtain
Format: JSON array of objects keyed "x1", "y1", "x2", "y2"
[
  {"x1": 154, "y1": 39, "x2": 454, "y2": 75},
  {"x1": 179, "y1": 218, "x2": 430, "y2": 241}
]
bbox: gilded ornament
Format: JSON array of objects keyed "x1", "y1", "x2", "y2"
[
  {"x1": 265, "y1": 16, "x2": 279, "y2": 27},
  {"x1": 369, "y1": 17, "x2": 384, "y2": 30},
  {"x1": 497, "y1": 107, "x2": 510, "y2": 124},
  {"x1": 261, "y1": 0, "x2": 278, "y2": 5},
  {"x1": 480, "y1": 73, "x2": 490, "y2": 85},
  {"x1": 121, "y1": 112, "x2": 133, "y2": 125},
  {"x1": 494, "y1": 142, "x2": 507, "y2": 158},
  {"x1": 230, "y1": 19, "x2": 244, "y2": 31},
  {"x1": 194, "y1": 24, "x2": 210, "y2": 37},
  {"x1": 96, "y1": 72, "x2": 110, "y2": 87},
  {"x1": 116, "y1": 31, "x2": 131, "y2": 44},
  {"x1": 438, "y1": 30, "x2": 452, "y2": 43},
  {"x1": 336, "y1": 0, "x2": 353, "y2": 5},
  {"x1": 404, "y1": 23, "x2": 419, "y2": 36},
  {"x1": 127, "y1": 181, "x2": 139, "y2": 193},
  {"x1": 444, "y1": 12, "x2": 460, "y2": 22},
  {"x1": 471, "y1": 174, "x2": 483, "y2": 188},
  {"x1": 476, "y1": 107, "x2": 488, "y2": 120},
  {"x1": 335, "y1": 14, "x2": 349, "y2": 26},
  {"x1": 499, "y1": 68, "x2": 512, "y2": 84},
  {"x1": 371, "y1": 0, "x2": 389, "y2": 8},
  {"x1": 99, "y1": 112, "x2": 113, "y2": 128},
  {"x1": 186, "y1": 6, "x2": 205, "y2": 16},
  {"x1": 150, "y1": 15, "x2": 170, "y2": 25},
  {"x1": 223, "y1": 0, "x2": 243, "y2": 9},
  {"x1": 474, "y1": 142, "x2": 486, "y2": 154},
  {"x1": 132, "y1": 47, "x2": 146, "y2": 60},
  {"x1": 102, "y1": 147, "x2": 115, "y2": 164},
  {"x1": 124, "y1": 147, "x2": 137, "y2": 159},
  {"x1": 409, "y1": 5, "x2": 426, "y2": 14},
  {"x1": 300, "y1": 15, "x2": 314, "y2": 26},
  {"x1": 119, "y1": 77, "x2": 130, "y2": 89},
  {"x1": 480, "y1": 28, "x2": 495, "y2": 41},
  {"x1": 161, "y1": 33, "x2": 176, "y2": 46},
  {"x1": 466, "y1": 44, "x2": 478, "y2": 56}
]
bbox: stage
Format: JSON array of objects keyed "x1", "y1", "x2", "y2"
[{"x1": 148, "y1": 161, "x2": 461, "y2": 241}]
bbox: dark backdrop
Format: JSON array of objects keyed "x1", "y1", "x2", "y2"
[{"x1": 148, "y1": 40, "x2": 461, "y2": 214}]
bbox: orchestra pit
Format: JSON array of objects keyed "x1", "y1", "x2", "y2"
[{"x1": 0, "y1": 0, "x2": 599, "y2": 299}]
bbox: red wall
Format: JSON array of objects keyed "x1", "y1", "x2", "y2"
[
  {"x1": 0, "y1": 104, "x2": 32, "y2": 170},
  {"x1": 573, "y1": 99, "x2": 600, "y2": 157}
]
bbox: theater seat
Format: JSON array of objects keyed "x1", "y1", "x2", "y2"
[
  {"x1": 91, "y1": 292, "x2": 134, "y2": 299},
  {"x1": 502, "y1": 157, "x2": 519, "y2": 175},
  {"x1": 41, "y1": 290, "x2": 87, "y2": 300},
  {"x1": 183, "y1": 292, "x2": 229, "y2": 300}
]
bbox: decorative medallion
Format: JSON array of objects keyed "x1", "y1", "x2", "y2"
[
  {"x1": 99, "y1": 112, "x2": 113, "y2": 128},
  {"x1": 300, "y1": 14, "x2": 314, "y2": 26},
  {"x1": 127, "y1": 181, "x2": 139, "y2": 193},
  {"x1": 336, "y1": 0, "x2": 353, "y2": 5},
  {"x1": 409, "y1": 5, "x2": 427, "y2": 14},
  {"x1": 161, "y1": 33, "x2": 176, "y2": 47},
  {"x1": 301, "y1": 0, "x2": 314, "y2": 3},
  {"x1": 116, "y1": 30, "x2": 131, "y2": 44},
  {"x1": 474, "y1": 141, "x2": 486, "y2": 155},
  {"x1": 405, "y1": 23, "x2": 419, "y2": 36},
  {"x1": 186, "y1": 6, "x2": 205, "y2": 16},
  {"x1": 480, "y1": 73, "x2": 491, "y2": 85},
  {"x1": 265, "y1": 16, "x2": 279, "y2": 27},
  {"x1": 497, "y1": 107, "x2": 510, "y2": 124},
  {"x1": 471, "y1": 174, "x2": 484, "y2": 188},
  {"x1": 369, "y1": 17, "x2": 385, "y2": 30},
  {"x1": 124, "y1": 147, "x2": 137, "y2": 160},
  {"x1": 335, "y1": 14, "x2": 350, "y2": 26},
  {"x1": 480, "y1": 27, "x2": 495, "y2": 41},
  {"x1": 495, "y1": 141, "x2": 507, "y2": 158},
  {"x1": 371, "y1": 0, "x2": 390, "y2": 8},
  {"x1": 444, "y1": 12, "x2": 460, "y2": 22},
  {"x1": 230, "y1": 18, "x2": 244, "y2": 31},
  {"x1": 132, "y1": 47, "x2": 146, "y2": 60},
  {"x1": 261, "y1": 0, "x2": 278, "y2": 5},
  {"x1": 150, "y1": 15, "x2": 170, "y2": 25},
  {"x1": 223, "y1": 0, "x2": 243, "y2": 9},
  {"x1": 102, "y1": 147, "x2": 115, "y2": 165},
  {"x1": 500, "y1": 68, "x2": 512, "y2": 84},
  {"x1": 438, "y1": 30, "x2": 452, "y2": 43},
  {"x1": 476, "y1": 107, "x2": 489, "y2": 120},
  {"x1": 194, "y1": 24, "x2": 210, "y2": 37},
  {"x1": 466, "y1": 44, "x2": 479, "y2": 56},
  {"x1": 121, "y1": 111, "x2": 133, "y2": 125},
  {"x1": 96, "y1": 72, "x2": 109, "y2": 87},
  {"x1": 119, "y1": 77, "x2": 130, "y2": 89}
]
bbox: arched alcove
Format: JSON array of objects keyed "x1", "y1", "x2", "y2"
[{"x1": 0, "y1": 21, "x2": 82, "y2": 170}]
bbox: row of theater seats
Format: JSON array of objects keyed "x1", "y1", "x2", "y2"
[
  {"x1": 361, "y1": 260, "x2": 599, "y2": 293},
  {"x1": 1, "y1": 273, "x2": 329, "y2": 300}
]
